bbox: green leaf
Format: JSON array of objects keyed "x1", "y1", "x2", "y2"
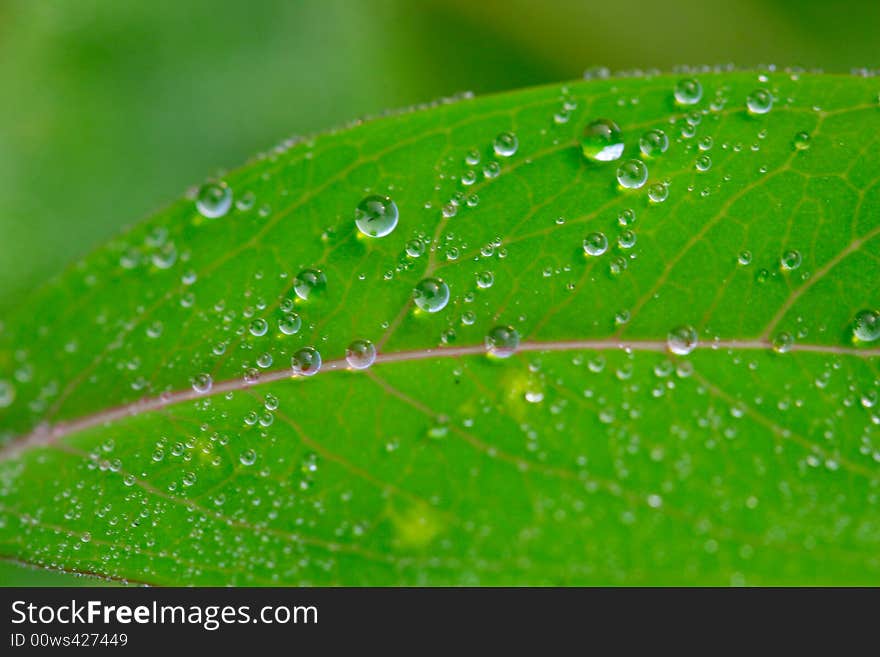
[{"x1": 2, "y1": 71, "x2": 880, "y2": 585}]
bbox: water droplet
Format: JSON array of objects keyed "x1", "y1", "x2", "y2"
[
  {"x1": 853, "y1": 310, "x2": 880, "y2": 343},
  {"x1": 583, "y1": 232, "x2": 609, "y2": 256},
  {"x1": 780, "y1": 250, "x2": 802, "y2": 271},
  {"x1": 581, "y1": 119, "x2": 624, "y2": 162},
  {"x1": 493, "y1": 131, "x2": 518, "y2": 157},
  {"x1": 192, "y1": 373, "x2": 213, "y2": 394},
  {"x1": 345, "y1": 339, "x2": 376, "y2": 370},
  {"x1": 746, "y1": 89, "x2": 773, "y2": 115},
  {"x1": 240, "y1": 449, "x2": 257, "y2": 466},
  {"x1": 616, "y1": 159, "x2": 648, "y2": 189},
  {"x1": 248, "y1": 318, "x2": 269, "y2": 337},
  {"x1": 772, "y1": 332, "x2": 793, "y2": 354},
  {"x1": 355, "y1": 195, "x2": 399, "y2": 238},
  {"x1": 738, "y1": 250, "x2": 753, "y2": 266},
  {"x1": 291, "y1": 347, "x2": 322, "y2": 376},
  {"x1": 667, "y1": 325, "x2": 698, "y2": 355},
  {"x1": 196, "y1": 182, "x2": 232, "y2": 219},
  {"x1": 793, "y1": 131, "x2": 811, "y2": 150},
  {"x1": 695, "y1": 154, "x2": 712, "y2": 171},
  {"x1": 294, "y1": 268, "x2": 327, "y2": 301},
  {"x1": 674, "y1": 78, "x2": 703, "y2": 105},
  {"x1": 413, "y1": 278, "x2": 450, "y2": 313},
  {"x1": 405, "y1": 239, "x2": 425, "y2": 258},
  {"x1": 485, "y1": 325, "x2": 519, "y2": 358},
  {"x1": 182, "y1": 472, "x2": 197, "y2": 487},
  {"x1": 618, "y1": 230, "x2": 637, "y2": 249},
  {"x1": 278, "y1": 312, "x2": 302, "y2": 335},
  {"x1": 639, "y1": 129, "x2": 669, "y2": 157},
  {"x1": 647, "y1": 182, "x2": 668, "y2": 203},
  {"x1": 476, "y1": 271, "x2": 494, "y2": 289},
  {"x1": 0, "y1": 380, "x2": 15, "y2": 408}
]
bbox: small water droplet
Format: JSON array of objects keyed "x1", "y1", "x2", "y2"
[
  {"x1": 695, "y1": 154, "x2": 712, "y2": 172},
  {"x1": 476, "y1": 271, "x2": 494, "y2": 289},
  {"x1": 772, "y1": 332, "x2": 793, "y2": 354},
  {"x1": 780, "y1": 250, "x2": 802, "y2": 271},
  {"x1": 278, "y1": 312, "x2": 302, "y2": 335},
  {"x1": 0, "y1": 380, "x2": 15, "y2": 408},
  {"x1": 793, "y1": 131, "x2": 811, "y2": 150},
  {"x1": 647, "y1": 182, "x2": 669, "y2": 203},
  {"x1": 240, "y1": 449, "x2": 257, "y2": 466},
  {"x1": 249, "y1": 318, "x2": 269, "y2": 337}
]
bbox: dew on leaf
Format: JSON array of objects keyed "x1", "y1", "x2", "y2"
[
  {"x1": 413, "y1": 278, "x2": 450, "y2": 313},
  {"x1": 695, "y1": 155, "x2": 712, "y2": 171},
  {"x1": 294, "y1": 268, "x2": 327, "y2": 301},
  {"x1": 345, "y1": 339, "x2": 377, "y2": 370},
  {"x1": 476, "y1": 271, "x2": 495, "y2": 289},
  {"x1": 639, "y1": 128, "x2": 669, "y2": 157},
  {"x1": 772, "y1": 332, "x2": 794, "y2": 354},
  {"x1": 618, "y1": 230, "x2": 637, "y2": 249},
  {"x1": 405, "y1": 239, "x2": 425, "y2": 258},
  {"x1": 581, "y1": 118, "x2": 624, "y2": 162},
  {"x1": 674, "y1": 78, "x2": 703, "y2": 105},
  {"x1": 738, "y1": 250, "x2": 753, "y2": 266},
  {"x1": 355, "y1": 195, "x2": 399, "y2": 238},
  {"x1": 583, "y1": 232, "x2": 609, "y2": 256},
  {"x1": 493, "y1": 131, "x2": 518, "y2": 157},
  {"x1": 192, "y1": 373, "x2": 213, "y2": 394},
  {"x1": 667, "y1": 325, "x2": 698, "y2": 355},
  {"x1": 0, "y1": 380, "x2": 15, "y2": 408},
  {"x1": 616, "y1": 159, "x2": 648, "y2": 189},
  {"x1": 647, "y1": 182, "x2": 669, "y2": 203},
  {"x1": 196, "y1": 182, "x2": 232, "y2": 219},
  {"x1": 240, "y1": 449, "x2": 257, "y2": 466},
  {"x1": 852, "y1": 309, "x2": 880, "y2": 343},
  {"x1": 793, "y1": 131, "x2": 811, "y2": 150},
  {"x1": 249, "y1": 318, "x2": 269, "y2": 337},
  {"x1": 485, "y1": 325, "x2": 520, "y2": 358},
  {"x1": 746, "y1": 89, "x2": 773, "y2": 115},
  {"x1": 291, "y1": 347, "x2": 322, "y2": 376},
  {"x1": 780, "y1": 250, "x2": 802, "y2": 271},
  {"x1": 278, "y1": 312, "x2": 302, "y2": 335}
]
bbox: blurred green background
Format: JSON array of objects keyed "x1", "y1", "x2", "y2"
[
  {"x1": 1, "y1": 0, "x2": 879, "y2": 312},
  {"x1": 0, "y1": 0, "x2": 877, "y2": 584}
]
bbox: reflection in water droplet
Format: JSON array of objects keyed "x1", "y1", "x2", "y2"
[
  {"x1": 355, "y1": 195, "x2": 399, "y2": 238},
  {"x1": 674, "y1": 78, "x2": 703, "y2": 105},
  {"x1": 294, "y1": 269, "x2": 327, "y2": 301},
  {"x1": 639, "y1": 129, "x2": 669, "y2": 157},
  {"x1": 616, "y1": 159, "x2": 648, "y2": 189},
  {"x1": 485, "y1": 325, "x2": 519, "y2": 358},
  {"x1": 346, "y1": 339, "x2": 377, "y2": 370},
  {"x1": 746, "y1": 89, "x2": 773, "y2": 115},
  {"x1": 493, "y1": 131, "x2": 519, "y2": 157},
  {"x1": 583, "y1": 232, "x2": 609, "y2": 256},
  {"x1": 413, "y1": 278, "x2": 450, "y2": 313},
  {"x1": 667, "y1": 325, "x2": 698, "y2": 355},
  {"x1": 192, "y1": 373, "x2": 213, "y2": 394},
  {"x1": 581, "y1": 119, "x2": 624, "y2": 162},
  {"x1": 196, "y1": 182, "x2": 232, "y2": 218},
  {"x1": 278, "y1": 312, "x2": 302, "y2": 335},
  {"x1": 292, "y1": 347, "x2": 322, "y2": 376},
  {"x1": 853, "y1": 309, "x2": 880, "y2": 343}
]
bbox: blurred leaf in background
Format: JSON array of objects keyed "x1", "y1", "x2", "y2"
[{"x1": 1, "y1": 0, "x2": 878, "y2": 311}]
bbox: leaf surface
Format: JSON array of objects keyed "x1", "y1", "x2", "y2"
[{"x1": 2, "y1": 71, "x2": 880, "y2": 585}]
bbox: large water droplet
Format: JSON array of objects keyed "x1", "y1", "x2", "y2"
[
  {"x1": 413, "y1": 278, "x2": 450, "y2": 313},
  {"x1": 294, "y1": 268, "x2": 327, "y2": 301},
  {"x1": 493, "y1": 131, "x2": 518, "y2": 157},
  {"x1": 192, "y1": 373, "x2": 213, "y2": 394},
  {"x1": 485, "y1": 325, "x2": 519, "y2": 358},
  {"x1": 853, "y1": 310, "x2": 880, "y2": 343},
  {"x1": 292, "y1": 347, "x2": 322, "y2": 376},
  {"x1": 581, "y1": 119, "x2": 624, "y2": 162},
  {"x1": 355, "y1": 195, "x2": 399, "y2": 238},
  {"x1": 616, "y1": 159, "x2": 648, "y2": 189},
  {"x1": 345, "y1": 339, "x2": 376, "y2": 370},
  {"x1": 674, "y1": 78, "x2": 703, "y2": 105},
  {"x1": 583, "y1": 232, "x2": 609, "y2": 256},
  {"x1": 746, "y1": 89, "x2": 773, "y2": 115},
  {"x1": 196, "y1": 182, "x2": 232, "y2": 219},
  {"x1": 667, "y1": 325, "x2": 698, "y2": 355}
]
